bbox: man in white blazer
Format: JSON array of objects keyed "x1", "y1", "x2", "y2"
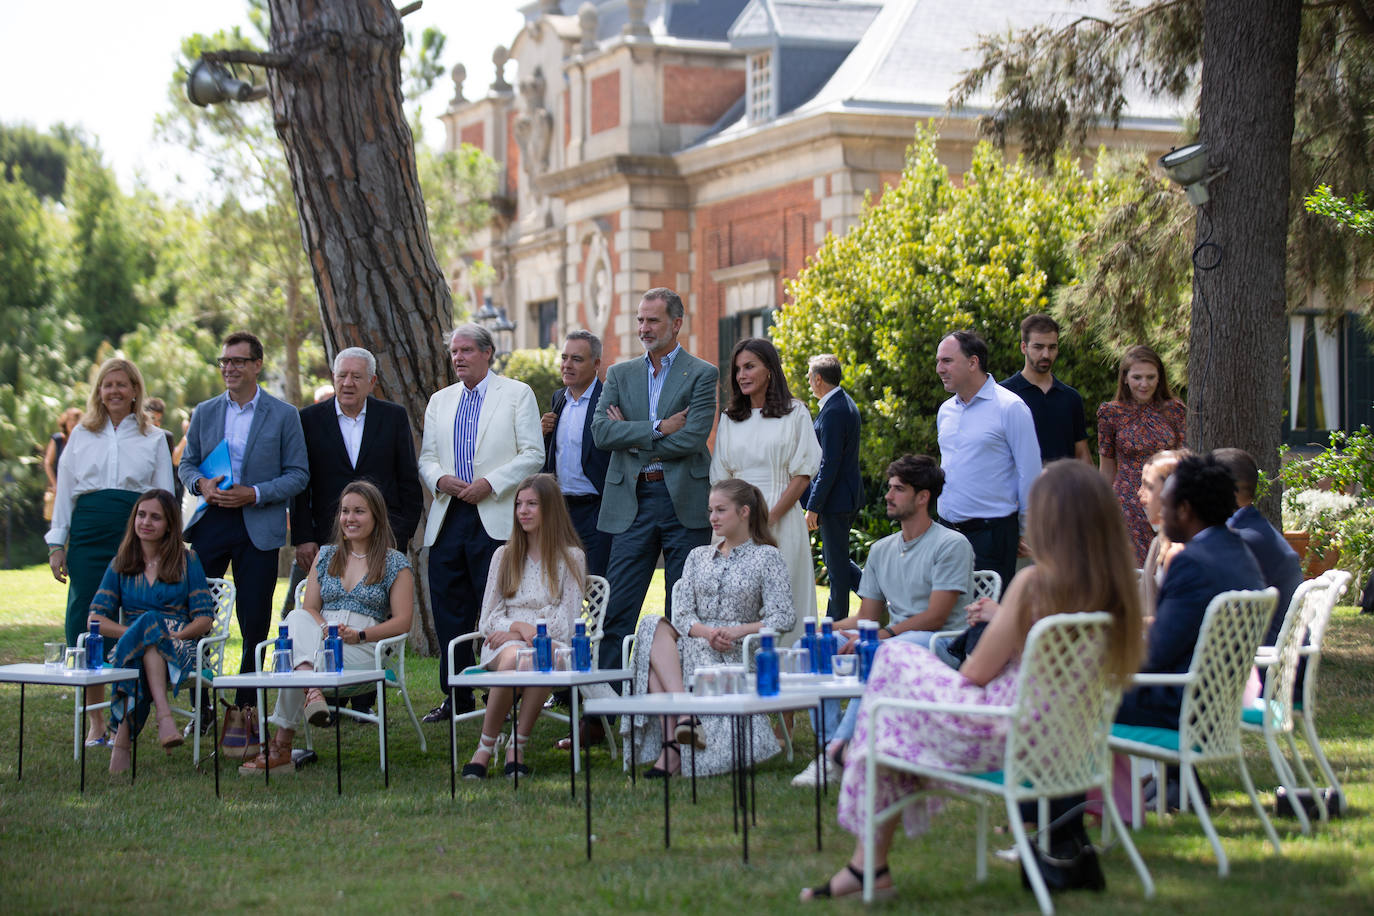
[{"x1": 418, "y1": 324, "x2": 544, "y2": 719}]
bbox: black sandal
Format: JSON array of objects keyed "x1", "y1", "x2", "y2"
[
  {"x1": 645, "y1": 740, "x2": 680, "y2": 779},
  {"x1": 804, "y1": 863, "x2": 894, "y2": 901}
]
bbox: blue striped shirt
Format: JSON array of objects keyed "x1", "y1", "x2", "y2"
[
  {"x1": 642, "y1": 345, "x2": 680, "y2": 474},
  {"x1": 452, "y1": 376, "x2": 488, "y2": 483}
]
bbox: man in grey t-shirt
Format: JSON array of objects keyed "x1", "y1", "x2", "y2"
[{"x1": 791, "y1": 453, "x2": 974, "y2": 787}]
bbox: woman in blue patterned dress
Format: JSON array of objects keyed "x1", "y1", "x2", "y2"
[
  {"x1": 88, "y1": 489, "x2": 214, "y2": 774},
  {"x1": 241, "y1": 481, "x2": 414, "y2": 774}
]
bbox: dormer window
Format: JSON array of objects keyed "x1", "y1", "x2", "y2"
[{"x1": 747, "y1": 50, "x2": 774, "y2": 123}]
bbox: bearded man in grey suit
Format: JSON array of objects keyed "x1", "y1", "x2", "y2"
[{"x1": 592, "y1": 288, "x2": 717, "y2": 671}]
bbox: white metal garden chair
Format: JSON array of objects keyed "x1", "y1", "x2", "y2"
[
  {"x1": 1242, "y1": 577, "x2": 1331, "y2": 835},
  {"x1": 73, "y1": 577, "x2": 234, "y2": 764},
  {"x1": 1286, "y1": 569, "x2": 1352, "y2": 816},
  {"x1": 287, "y1": 579, "x2": 428, "y2": 766},
  {"x1": 447, "y1": 575, "x2": 616, "y2": 763},
  {"x1": 860, "y1": 612, "x2": 1154, "y2": 913},
  {"x1": 1109, "y1": 587, "x2": 1281, "y2": 876},
  {"x1": 929, "y1": 569, "x2": 1004, "y2": 647}
]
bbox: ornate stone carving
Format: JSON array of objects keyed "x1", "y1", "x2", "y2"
[
  {"x1": 584, "y1": 230, "x2": 614, "y2": 337},
  {"x1": 623, "y1": 0, "x2": 651, "y2": 37},
  {"x1": 490, "y1": 45, "x2": 512, "y2": 94},
  {"x1": 513, "y1": 66, "x2": 554, "y2": 186},
  {"x1": 578, "y1": 2, "x2": 599, "y2": 53},
  {"x1": 448, "y1": 63, "x2": 466, "y2": 107}
]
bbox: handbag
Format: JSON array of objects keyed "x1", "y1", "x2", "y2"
[
  {"x1": 1019, "y1": 823, "x2": 1106, "y2": 894},
  {"x1": 218, "y1": 701, "x2": 261, "y2": 760}
]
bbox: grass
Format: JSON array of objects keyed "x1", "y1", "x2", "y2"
[{"x1": 0, "y1": 564, "x2": 1371, "y2": 914}]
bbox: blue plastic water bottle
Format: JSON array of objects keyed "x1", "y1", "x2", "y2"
[
  {"x1": 817, "y1": 616, "x2": 836, "y2": 675},
  {"x1": 534, "y1": 618, "x2": 553, "y2": 672},
  {"x1": 857, "y1": 621, "x2": 881, "y2": 683},
  {"x1": 274, "y1": 624, "x2": 293, "y2": 673},
  {"x1": 326, "y1": 624, "x2": 344, "y2": 673},
  {"x1": 755, "y1": 627, "x2": 779, "y2": 696},
  {"x1": 86, "y1": 620, "x2": 103, "y2": 670},
  {"x1": 572, "y1": 620, "x2": 592, "y2": 672},
  {"x1": 800, "y1": 618, "x2": 818, "y2": 674}
]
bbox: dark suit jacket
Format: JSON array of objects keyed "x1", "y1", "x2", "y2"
[
  {"x1": 542, "y1": 379, "x2": 609, "y2": 494},
  {"x1": 1134, "y1": 524, "x2": 1264, "y2": 716},
  {"x1": 292, "y1": 396, "x2": 423, "y2": 550},
  {"x1": 1228, "y1": 504, "x2": 1304, "y2": 645},
  {"x1": 805, "y1": 387, "x2": 863, "y2": 514}
]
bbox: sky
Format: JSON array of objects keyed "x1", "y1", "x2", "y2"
[{"x1": 0, "y1": 0, "x2": 527, "y2": 198}]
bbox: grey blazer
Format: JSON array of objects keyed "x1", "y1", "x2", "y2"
[
  {"x1": 592, "y1": 349, "x2": 717, "y2": 533},
  {"x1": 178, "y1": 389, "x2": 310, "y2": 551}
]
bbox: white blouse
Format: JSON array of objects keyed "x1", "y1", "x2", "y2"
[{"x1": 46, "y1": 417, "x2": 174, "y2": 546}]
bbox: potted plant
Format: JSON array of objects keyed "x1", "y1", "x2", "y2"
[{"x1": 1276, "y1": 426, "x2": 1374, "y2": 585}]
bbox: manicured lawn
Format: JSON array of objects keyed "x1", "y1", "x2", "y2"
[{"x1": 0, "y1": 564, "x2": 1370, "y2": 914}]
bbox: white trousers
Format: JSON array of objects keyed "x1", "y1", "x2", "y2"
[{"x1": 269, "y1": 608, "x2": 380, "y2": 730}]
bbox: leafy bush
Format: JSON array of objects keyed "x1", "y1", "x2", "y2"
[
  {"x1": 1278, "y1": 425, "x2": 1374, "y2": 587},
  {"x1": 500, "y1": 347, "x2": 562, "y2": 413}
]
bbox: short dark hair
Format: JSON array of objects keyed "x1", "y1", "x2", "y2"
[
  {"x1": 807, "y1": 354, "x2": 842, "y2": 387},
  {"x1": 223, "y1": 331, "x2": 264, "y2": 362},
  {"x1": 1020, "y1": 314, "x2": 1060, "y2": 342},
  {"x1": 886, "y1": 454, "x2": 944, "y2": 502},
  {"x1": 1210, "y1": 447, "x2": 1259, "y2": 499},
  {"x1": 144, "y1": 397, "x2": 166, "y2": 414},
  {"x1": 641, "y1": 287, "x2": 684, "y2": 320},
  {"x1": 565, "y1": 329, "x2": 602, "y2": 360},
  {"x1": 1169, "y1": 454, "x2": 1238, "y2": 528},
  {"x1": 945, "y1": 330, "x2": 990, "y2": 374}
]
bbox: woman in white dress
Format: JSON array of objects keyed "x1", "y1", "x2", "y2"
[{"x1": 711, "y1": 338, "x2": 821, "y2": 643}]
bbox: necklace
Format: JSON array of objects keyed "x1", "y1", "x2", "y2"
[{"x1": 349, "y1": 550, "x2": 369, "y2": 560}]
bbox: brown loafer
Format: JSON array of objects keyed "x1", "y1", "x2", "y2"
[{"x1": 305, "y1": 688, "x2": 332, "y2": 727}]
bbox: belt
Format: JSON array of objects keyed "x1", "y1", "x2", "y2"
[
  {"x1": 945, "y1": 512, "x2": 1017, "y2": 534},
  {"x1": 563, "y1": 493, "x2": 600, "y2": 506},
  {"x1": 637, "y1": 470, "x2": 665, "y2": 483}
]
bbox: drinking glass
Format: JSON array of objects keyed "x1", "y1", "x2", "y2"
[
  {"x1": 44, "y1": 641, "x2": 65, "y2": 671},
  {"x1": 554, "y1": 647, "x2": 574, "y2": 672},
  {"x1": 832, "y1": 654, "x2": 858, "y2": 680},
  {"x1": 784, "y1": 648, "x2": 809, "y2": 675},
  {"x1": 723, "y1": 665, "x2": 747, "y2": 694},
  {"x1": 315, "y1": 647, "x2": 339, "y2": 674},
  {"x1": 693, "y1": 667, "x2": 721, "y2": 696},
  {"x1": 516, "y1": 649, "x2": 536, "y2": 672},
  {"x1": 63, "y1": 647, "x2": 85, "y2": 673}
]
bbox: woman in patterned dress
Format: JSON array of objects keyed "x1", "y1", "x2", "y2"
[
  {"x1": 462, "y1": 473, "x2": 585, "y2": 780},
  {"x1": 623, "y1": 479, "x2": 795, "y2": 778},
  {"x1": 1097, "y1": 345, "x2": 1187, "y2": 564},
  {"x1": 242, "y1": 481, "x2": 414, "y2": 774},
  {"x1": 800, "y1": 461, "x2": 1142, "y2": 901},
  {"x1": 88, "y1": 489, "x2": 214, "y2": 774}
]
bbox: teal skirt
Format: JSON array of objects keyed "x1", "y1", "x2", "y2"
[{"x1": 64, "y1": 489, "x2": 140, "y2": 647}]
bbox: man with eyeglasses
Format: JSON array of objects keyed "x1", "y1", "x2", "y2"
[{"x1": 180, "y1": 331, "x2": 309, "y2": 714}]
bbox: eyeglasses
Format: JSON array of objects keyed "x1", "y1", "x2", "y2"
[{"x1": 216, "y1": 357, "x2": 256, "y2": 369}]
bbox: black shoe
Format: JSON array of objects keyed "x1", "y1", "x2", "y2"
[
  {"x1": 350, "y1": 690, "x2": 378, "y2": 711},
  {"x1": 422, "y1": 699, "x2": 451, "y2": 723},
  {"x1": 461, "y1": 761, "x2": 487, "y2": 780},
  {"x1": 504, "y1": 760, "x2": 533, "y2": 778}
]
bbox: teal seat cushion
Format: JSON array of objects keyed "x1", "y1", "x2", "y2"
[
  {"x1": 460, "y1": 665, "x2": 486, "y2": 675},
  {"x1": 971, "y1": 770, "x2": 1004, "y2": 784},
  {"x1": 1110, "y1": 723, "x2": 1181, "y2": 751},
  {"x1": 200, "y1": 669, "x2": 215, "y2": 681},
  {"x1": 1241, "y1": 707, "x2": 1263, "y2": 726},
  {"x1": 384, "y1": 669, "x2": 398, "y2": 684}
]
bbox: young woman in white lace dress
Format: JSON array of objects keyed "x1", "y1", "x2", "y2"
[
  {"x1": 623, "y1": 479, "x2": 795, "y2": 778},
  {"x1": 463, "y1": 474, "x2": 585, "y2": 779}
]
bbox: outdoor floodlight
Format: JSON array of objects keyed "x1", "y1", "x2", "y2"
[
  {"x1": 187, "y1": 58, "x2": 267, "y2": 107},
  {"x1": 1159, "y1": 143, "x2": 1212, "y2": 206}
]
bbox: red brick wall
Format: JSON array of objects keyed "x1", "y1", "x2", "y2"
[
  {"x1": 662, "y1": 65, "x2": 745, "y2": 125},
  {"x1": 693, "y1": 179, "x2": 821, "y2": 367},
  {"x1": 590, "y1": 71, "x2": 621, "y2": 134},
  {"x1": 459, "y1": 122, "x2": 484, "y2": 151},
  {"x1": 505, "y1": 109, "x2": 519, "y2": 203}
]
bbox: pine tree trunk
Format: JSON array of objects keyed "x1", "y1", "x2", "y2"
[
  {"x1": 267, "y1": 0, "x2": 451, "y2": 655},
  {"x1": 1189, "y1": 0, "x2": 1302, "y2": 523}
]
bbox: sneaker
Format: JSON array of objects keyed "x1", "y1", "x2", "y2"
[{"x1": 791, "y1": 755, "x2": 832, "y2": 787}]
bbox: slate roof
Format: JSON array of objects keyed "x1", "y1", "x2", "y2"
[
  {"x1": 728, "y1": 0, "x2": 882, "y2": 45},
  {"x1": 525, "y1": 0, "x2": 751, "y2": 42}
]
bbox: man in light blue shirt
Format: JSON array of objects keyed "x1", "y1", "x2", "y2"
[{"x1": 935, "y1": 330, "x2": 1040, "y2": 594}]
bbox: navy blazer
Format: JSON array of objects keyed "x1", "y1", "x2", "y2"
[
  {"x1": 292, "y1": 396, "x2": 423, "y2": 550},
  {"x1": 1228, "y1": 505, "x2": 1304, "y2": 645},
  {"x1": 543, "y1": 379, "x2": 609, "y2": 494},
  {"x1": 1134, "y1": 524, "x2": 1264, "y2": 716},
  {"x1": 805, "y1": 387, "x2": 863, "y2": 514}
]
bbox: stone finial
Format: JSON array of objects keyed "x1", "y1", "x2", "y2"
[
  {"x1": 540, "y1": 0, "x2": 561, "y2": 11},
  {"x1": 491, "y1": 45, "x2": 512, "y2": 93},
  {"x1": 578, "y1": 2, "x2": 599, "y2": 53},
  {"x1": 449, "y1": 63, "x2": 467, "y2": 106},
  {"x1": 623, "y1": 0, "x2": 651, "y2": 37}
]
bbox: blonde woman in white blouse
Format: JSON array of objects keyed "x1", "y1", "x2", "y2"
[
  {"x1": 463, "y1": 474, "x2": 586, "y2": 780},
  {"x1": 45, "y1": 357, "x2": 173, "y2": 745}
]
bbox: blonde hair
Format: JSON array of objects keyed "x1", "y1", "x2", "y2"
[
  {"x1": 1024, "y1": 460, "x2": 1144, "y2": 686},
  {"x1": 82, "y1": 358, "x2": 149, "y2": 435},
  {"x1": 498, "y1": 474, "x2": 586, "y2": 600}
]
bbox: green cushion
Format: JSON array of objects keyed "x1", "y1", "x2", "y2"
[
  {"x1": 1293, "y1": 700, "x2": 1304, "y2": 712},
  {"x1": 1110, "y1": 723, "x2": 1181, "y2": 751},
  {"x1": 1241, "y1": 707, "x2": 1263, "y2": 726},
  {"x1": 971, "y1": 770, "x2": 1004, "y2": 784},
  {"x1": 384, "y1": 669, "x2": 397, "y2": 684},
  {"x1": 460, "y1": 665, "x2": 486, "y2": 675},
  {"x1": 200, "y1": 669, "x2": 215, "y2": 681}
]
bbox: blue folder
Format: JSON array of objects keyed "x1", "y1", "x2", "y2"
[{"x1": 184, "y1": 440, "x2": 234, "y2": 531}]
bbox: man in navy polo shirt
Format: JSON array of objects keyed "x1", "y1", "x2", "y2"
[{"x1": 1000, "y1": 314, "x2": 1091, "y2": 465}]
